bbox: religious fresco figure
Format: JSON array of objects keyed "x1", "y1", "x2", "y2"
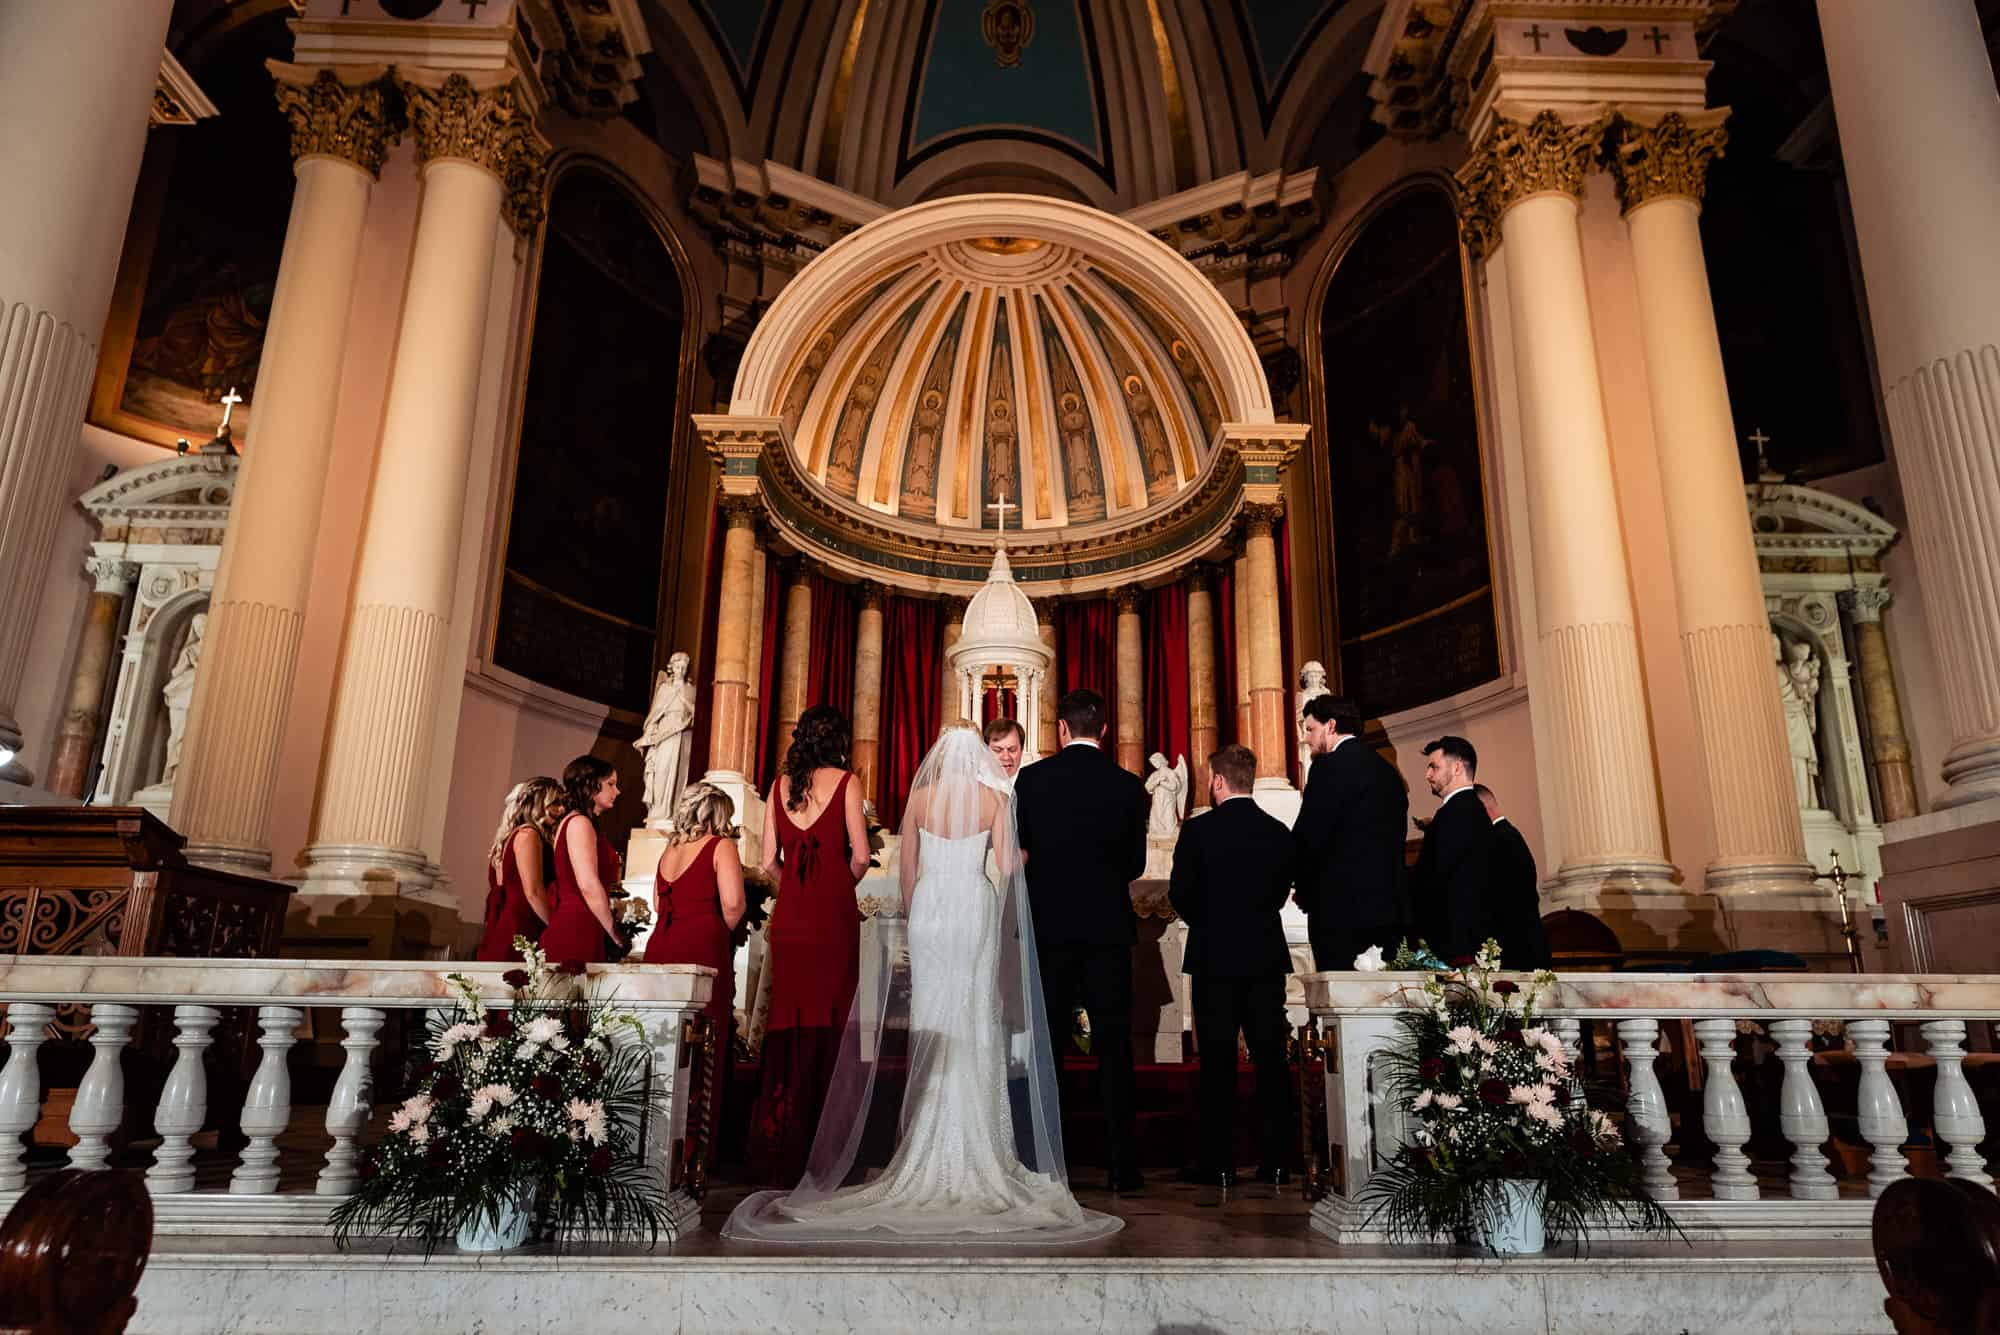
[
  {"x1": 905, "y1": 388, "x2": 945, "y2": 508},
  {"x1": 1058, "y1": 391, "x2": 1100, "y2": 506}
]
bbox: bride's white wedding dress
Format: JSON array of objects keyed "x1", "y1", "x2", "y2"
[{"x1": 723, "y1": 728, "x2": 1120, "y2": 1246}]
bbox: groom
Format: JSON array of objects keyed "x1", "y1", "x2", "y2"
[{"x1": 1014, "y1": 687, "x2": 1149, "y2": 1191}]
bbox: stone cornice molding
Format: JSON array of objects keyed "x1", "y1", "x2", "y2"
[
  {"x1": 1608, "y1": 107, "x2": 1730, "y2": 215},
  {"x1": 267, "y1": 62, "x2": 403, "y2": 179},
  {"x1": 1456, "y1": 104, "x2": 1611, "y2": 257}
]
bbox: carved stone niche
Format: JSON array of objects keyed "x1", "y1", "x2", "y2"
[{"x1": 77, "y1": 453, "x2": 239, "y2": 819}]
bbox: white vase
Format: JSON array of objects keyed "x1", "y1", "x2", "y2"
[
  {"x1": 1487, "y1": 1179, "x2": 1546, "y2": 1255},
  {"x1": 455, "y1": 1185, "x2": 536, "y2": 1253}
]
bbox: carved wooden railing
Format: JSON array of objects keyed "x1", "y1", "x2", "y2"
[
  {"x1": 0, "y1": 958, "x2": 713, "y2": 1238},
  {"x1": 1305, "y1": 971, "x2": 1999, "y2": 1242}
]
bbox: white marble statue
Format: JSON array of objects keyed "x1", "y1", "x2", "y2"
[
  {"x1": 159, "y1": 612, "x2": 206, "y2": 785},
  {"x1": 1145, "y1": 752, "x2": 1189, "y2": 840},
  {"x1": 1295, "y1": 660, "x2": 1328, "y2": 780},
  {"x1": 636, "y1": 651, "x2": 696, "y2": 826},
  {"x1": 1777, "y1": 636, "x2": 1824, "y2": 809}
]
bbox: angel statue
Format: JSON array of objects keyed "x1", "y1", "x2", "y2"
[
  {"x1": 636, "y1": 651, "x2": 697, "y2": 826},
  {"x1": 1295, "y1": 660, "x2": 1328, "y2": 779},
  {"x1": 1145, "y1": 752, "x2": 1189, "y2": 840}
]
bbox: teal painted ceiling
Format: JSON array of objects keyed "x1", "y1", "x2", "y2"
[
  {"x1": 703, "y1": 0, "x2": 768, "y2": 75},
  {"x1": 1242, "y1": 0, "x2": 1338, "y2": 95},
  {"x1": 910, "y1": 0, "x2": 1103, "y2": 158}
]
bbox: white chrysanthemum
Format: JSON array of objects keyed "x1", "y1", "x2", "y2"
[
  {"x1": 521, "y1": 1016, "x2": 565, "y2": 1045},
  {"x1": 407, "y1": 1122, "x2": 431, "y2": 1144},
  {"x1": 487, "y1": 1114, "x2": 515, "y2": 1139},
  {"x1": 1445, "y1": 1025, "x2": 1480, "y2": 1055},
  {"x1": 567, "y1": 1096, "x2": 609, "y2": 1145},
  {"x1": 1434, "y1": 1092, "x2": 1463, "y2": 1111},
  {"x1": 388, "y1": 1108, "x2": 413, "y2": 1134},
  {"x1": 1411, "y1": 1089, "x2": 1434, "y2": 1111}
]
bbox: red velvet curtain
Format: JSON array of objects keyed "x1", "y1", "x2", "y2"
[
  {"x1": 1057, "y1": 599, "x2": 1116, "y2": 750},
  {"x1": 1144, "y1": 582, "x2": 1190, "y2": 768},
  {"x1": 806, "y1": 574, "x2": 857, "y2": 718},
  {"x1": 752, "y1": 558, "x2": 782, "y2": 790},
  {"x1": 1217, "y1": 568, "x2": 1239, "y2": 745},
  {"x1": 686, "y1": 509, "x2": 725, "y2": 779},
  {"x1": 879, "y1": 596, "x2": 941, "y2": 827},
  {"x1": 982, "y1": 687, "x2": 1018, "y2": 721}
]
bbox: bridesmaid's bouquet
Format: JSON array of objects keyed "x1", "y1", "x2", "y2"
[{"x1": 330, "y1": 941, "x2": 673, "y2": 1253}]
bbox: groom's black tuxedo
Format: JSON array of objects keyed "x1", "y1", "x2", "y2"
[
  {"x1": 1014, "y1": 739, "x2": 1148, "y2": 1181},
  {"x1": 1293, "y1": 737, "x2": 1410, "y2": 970}
]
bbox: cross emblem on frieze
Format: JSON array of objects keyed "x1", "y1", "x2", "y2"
[
  {"x1": 464, "y1": 0, "x2": 488, "y2": 17},
  {"x1": 988, "y1": 489, "x2": 1018, "y2": 532},
  {"x1": 1644, "y1": 26, "x2": 1672, "y2": 55},
  {"x1": 1522, "y1": 24, "x2": 1550, "y2": 52}
]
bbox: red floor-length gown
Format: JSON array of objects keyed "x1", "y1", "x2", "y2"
[
  {"x1": 474, "y1": 829, "x2": 548, "y2": 963},
  {"x1": 748, "y1": 772, "x2": 861, "y2": 1186},
  {"x1": 644, "y1": 835, "x2": 737, "y2": 1139},
  {"x1": 539, "y1": 811, "x2": 617, "y2": 965}
]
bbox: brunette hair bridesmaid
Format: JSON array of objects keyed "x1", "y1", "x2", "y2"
[{"x1": 537, "y1": 754, "x2": 623, "y2": 965}]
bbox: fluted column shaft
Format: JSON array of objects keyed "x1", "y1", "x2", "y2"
[
  {"x1": 309, "y1": 72, "x2": 544, "y2": 866},
  {"x1": 1460, "y1": 110, "x2": 1675, "y2": 890},
  {"x1": 1613, "y1": 112, "x2": 1815, "y2": 895},
  {"x1": 1036, "y1": 611, "x2": 1058, "y2": 758},
  {"x1": 774, "y1": 568, "x2": 813, "y2": 759},
  {"x1": 0, "y1": 0, "x2": 173, "y2": 782},
  {"x1": 173, "y1": 66, "x2": 400, "y2": 868},
  {"x1": 1244, "y1": 512, "x2": 1289, "y2": 783},
  {"x1": 706, "y1": 502, "x2": 758, "y2": 780},
  {"x1": 740, "y1": 540, "x2": 768, "y2": 776},
  {"x1": 1819, "y1": 0, "x2": 2000, "y2": 805},
  {"x1": 1232, "y1": 551, "x2": 1252, "y2": 747},
  {"x1": 1186, "y1": 568, "x2": 1218, "y2": 801},
  {"x1": 48, "y1": 559, "x2": 137, "y2": 797},
  {"x1": 1842, "y1": 589, "x2": 1919, "y2": 823},
  {"x1": 851, "y1": 584, "x2": 885, "y2": 803},
  {"x1": 1113, "y1": 589, "x2": 1145, "y2": 773}
]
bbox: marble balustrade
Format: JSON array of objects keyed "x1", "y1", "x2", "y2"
[
  {"x1": 0, "y1": 957, "x2": 712, "y2": 1238},
  {"x1": 1303, "y1": 971, "x2": 1998, "y2": 1244}
]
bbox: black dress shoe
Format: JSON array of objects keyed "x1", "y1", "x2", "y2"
[{"x1": 1106, "y1": 1167, "x2": 1145, "y2": 1193}]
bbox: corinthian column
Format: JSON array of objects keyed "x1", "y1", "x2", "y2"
[
  {"x1": 939, "y1": 598, "x2": 966, "y2": 724},
  {"x1": 1036, "y1": 607, "x2": 1058, "y2": 758},
  {"x1": 1185, "y1": 566, "x2": 1218, "y2": 803},
  {"x1": 851, "y1": 583, "x2": 885, "y2": 803},
  {"x1": 1458, "y1": 108, "x2": 1677, "y2": 894},
  {"x1": 1242, "y1": 506, "x2": 1290, "y2": 785},
  {"x1": 172, "y1": 64, "x2": 402, "y2": 870},
  {"x1": 1113, "y1": 587, "x2": 1145, "y2": 774},
  {"x1": 47, "y1": 559, "x2": 138, "y2": 797},
  {"x1": 741, "y1": 539, "x2": 768, "y2": 776},
  {"x1": 774, "y1": 565, "x2": 813, "y2": 759},
  {"x1": 1232, "y1": 551, "x2": 1252, "y2": 748},
  {"x1": 1609, "y1": 108, "x2": 1817, "y2": 897},
  {"x1": 1818, "y1": 0, "x2": 2000, "y2": 808},
  {"x1": 305, "y1": 71, "x2": 547, "y2": 888},
  {"x1": 1840, "y1": 588, "x2": 1920, "y2": 823},
  {"x1": 0, "y1": 0, "x2": 173, "y2": 783},
  {"x1": 705, "y1": 499, "x2": 759, "y2": 782}
]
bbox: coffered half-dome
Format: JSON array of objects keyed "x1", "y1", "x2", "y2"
[{"x1": 730, "y1": 193, "x2": 1273, "y2": 537}]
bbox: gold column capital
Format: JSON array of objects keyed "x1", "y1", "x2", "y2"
[
  {"x1": 398, "y1": 72, "x2": 545, "y2": 214},
  {"x1": 267, "y1": 62, "x2": 403, "y2": 179},
  {"x1": 1183, "y1": 563, "x2": 1214, "y2": 595},
  {"x1": 1838, "y1": 586, "x2": 1893, "y2": 624},
  {"x1": 856, "y1": 580, "x2": 885, "y2": 611},
  {"x1": 718, "y1": 494, "x2": 762, "y2": 528},
  {"x1": 1608, "y1": 108, "x2": 1731, "y2": 216},
  {"x1": 1112, "y1": 585, "x2": 1146, "y2": 615},
  {"x1": 1457, "y1": 105, "x2": 1611, "y2": 257},
  {"x1": 1240, "y1": 500, "x2": 1286, "y2": 538}
]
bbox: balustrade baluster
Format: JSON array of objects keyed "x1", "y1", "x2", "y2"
[
  {"x1": 1616, "y1": 1017, "x2": 1677, "y2": 1199},
  {"x1": 0, "y1": 1003, "x2": 55, "y2": 1190},
  {"x1": 67, "y1": 1003, "x2": 139, "y2": 1171},
  {"x1": 1920, "y1": 1020, "x2": 1992, "y2": 1188},
  {"x1": 1847, "y1": 1018, "x2": 1909, "y2": 1196},
  {"x1": 1549, "y1": 1016, "x2": 1582, "y2": 1069},
  {"x1": 147, "y1": 1004, "x2": 220, "y2": 1194},
  {"x1": 318, "y1": 1007, "x2": 385, "y2": 1196},
  {"x1": 230, "y1": 1005, "x2": 302, "y2": 1194},
  {"x1": 1693, "y1": 1018, "x2": 1757, "y2": 1199},
  {"x1": 1767, "y1": 1018, "x2": 1837, "y2": 1200}
]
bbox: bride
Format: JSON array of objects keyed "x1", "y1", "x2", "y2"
[{"x1": 724, "y1": 723, "x2": 1121, "y2": 1245}]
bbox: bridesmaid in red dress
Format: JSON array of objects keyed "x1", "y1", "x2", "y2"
[
  {"x1": 748, "y1": 705, "x2": 870, "y2": 1186},
  {"x1": 643, "y1": 781, "x2": 747, "y2": 1139},
  {"x1": 474, "y1": 777, "x2": 564, "y2": 962},
  {"x1": 538, "y1": 755, "x2": 624, "y2": 965}
]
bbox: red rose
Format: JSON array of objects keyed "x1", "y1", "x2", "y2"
[
  {"x1": 431, "y1": 1072, "x2": 463, "y2": 1101},
  {"x1": 1498, "y1": 1028, "x2": 1526, "y2": 1047},
  {"x1": 581, "y1": 1058, "x2": 606, "y2": 1083},
  {"x1": 415, "y1": 1060, "x2": 441, "y2": 1080},
  {"x1": 1449, "y1": 955, "x2": 1476, "y2": 969},
  {"x1": 557, "y1": 960, "x2": 587, "y2": 977},
  {"x1": 485, "y1": 1010, "x2": 515, "y2": 1039},
  {"x1": 510, "y1": 1128, "x2": 548, "y2": 1157},
  {"x1": 425, "y1": 1135, "x2": 449, "y2": 1164},
  {"x1": 1478, "y1": 1078, "x2": 1510, "y2": 1106},
  {"x1": 501, "y1": 968, "x2": 530, "y2": 989},
  {"x1": 359, "y1": 1157, "x2": 380, "y2": 1180},
  {"x1": 533, "y1": 1073, "x2": 564, "y2": 1101},
  {"x1": 587, "y1": 1147, "x2": 613, "y2": 1176},
  {"x1": 1493, "y1": 980, "x2": 1520, "y2": 996},
  {"x1": 1551, "y1": 1084, "x2": 1571, "y2": 1108},
  {"x1": 1417, "y1": 1058, "x2": 1446, "y2": 1081}
]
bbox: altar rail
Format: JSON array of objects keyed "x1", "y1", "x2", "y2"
[
  {"x1": 1304, "y1": 971, "x2": 2000, "y2": 1243},
  {"x1": 0, "y1": 957, "x2": 714, "y2": 1238}
]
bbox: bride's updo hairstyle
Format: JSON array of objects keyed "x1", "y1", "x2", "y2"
[{"x1": 784, "y1": 704, "x2": 851, "y2": 812}]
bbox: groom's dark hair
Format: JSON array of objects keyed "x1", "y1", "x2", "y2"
[
  {"x1": 1301, "y1": 693, "x2": 1364, "y2": 737},
  {"x1": 1057, "y1": 688, "x2": 1107, "y2": 740}
]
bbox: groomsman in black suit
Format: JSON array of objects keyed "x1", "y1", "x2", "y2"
[
  {"x1": 1410, "y1": 736, "x2": 1498, "y2": 959},
  {"x1": 1014, "y1": 688, "x2": 1150, "y2": 1191},
  {"x1": 1477, "y1": 784, "x2": 1552, "y2": 968},
  {"x1": 1169, "y1": 744, "x2": 1298, "y2": 1188},
  {"x1": 1293, "y1": 695, "x2": 1410, "y2": 970}
]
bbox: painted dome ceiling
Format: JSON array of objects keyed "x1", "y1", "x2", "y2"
[{"x1": 774, "y1": 235, "x2": 1228, "y2": 532}]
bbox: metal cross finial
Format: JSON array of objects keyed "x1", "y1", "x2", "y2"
[
  {"x1": 987, "y1": 489, "x2": 1017, "y2": 533},
  {"x1": 218, "y1": 387, "x2": 243, "y2": 433},
  {"x1": 1747, "y1": 426, "x2": 1773, "y2": 472}
]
